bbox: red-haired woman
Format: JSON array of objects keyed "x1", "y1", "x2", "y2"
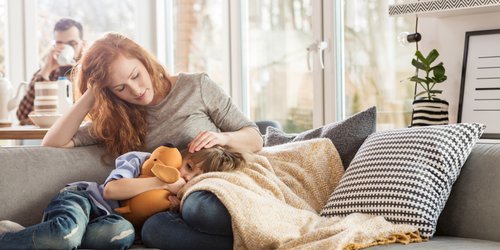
[{"x1": 42, "y1": 32, "x2": 263, "y2": 249}]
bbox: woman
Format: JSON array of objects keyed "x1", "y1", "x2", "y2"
[{"x1": 42, "y1": 32, "x2": 262, "y2": 249}]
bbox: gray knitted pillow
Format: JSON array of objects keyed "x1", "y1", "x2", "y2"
[
  {"x1": 264, "y1": 106, "x2": 376, "y2": 169},
  {"x1": 320, "y1": 123, "x2": 485, "y2": 237}
]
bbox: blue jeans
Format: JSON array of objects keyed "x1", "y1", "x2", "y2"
[
  {"x1": 0, "y1": 186, "x2": 134, "y2": 250},
  {"x1": 142, "y1": 191, "x2": 233, "y2": 250}
]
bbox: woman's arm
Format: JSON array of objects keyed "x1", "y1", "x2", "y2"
[
  {"x1": 188, "y1": 126, "x2": 263, "y2": 153},
  {"x1": 103, "y1": 177, "x2": 186, "y2": 201},
  {"x1": 42, "y1": 90, "x2": 95, "y2": 148}
]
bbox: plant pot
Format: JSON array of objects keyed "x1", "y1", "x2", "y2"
[{"x1": 411, "y1": 99, "x2": 449, "y2": 127}]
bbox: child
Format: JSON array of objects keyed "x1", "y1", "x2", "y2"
[
  {"x1": 0, "y1": 145, "x2": 245, "y2": 249},
  {"x1": 163, "y1": 145, "x2": 247, "y2": 212}
]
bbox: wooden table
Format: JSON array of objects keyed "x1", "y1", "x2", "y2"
[{"x1": 0, "y1": 126, "x2": 48, "y2": 140}]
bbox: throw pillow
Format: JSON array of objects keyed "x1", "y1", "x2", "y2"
[
  {"x1": 320, "y1": 123, "x2": 485, "y2": 238},
  {"x1": 264, "y1": 106, "x2": 376, "y2": 169}
]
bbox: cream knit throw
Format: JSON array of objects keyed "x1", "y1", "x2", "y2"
[{"x1": 182, "y1": 138, "x2": 422, "y2": 250}]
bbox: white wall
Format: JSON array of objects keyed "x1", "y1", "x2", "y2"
[{"x1": 419, "y1": 12, "x2": 500, "y2": 123}]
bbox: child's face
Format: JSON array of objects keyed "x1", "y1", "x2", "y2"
[{"x1": 179, "y1": 158, "x2": 204, "y2": 182}]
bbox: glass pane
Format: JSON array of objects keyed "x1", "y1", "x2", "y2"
[
  {"x1": 37, "y1": 0, "x2": 135, "y2": 57},
  {"x1": 247, "y1": 0, "x2": 313, "y2": 133},
  {"x1": 172, "y1": 0, "x2": 225, "y2": 85},
  {"x1": 343, "y1": 0, "x2": 415, "y2": 130},
  {"x1": 0, "y1": 0, "x2": 6, "y2": 75},
  {"x1": 0, "y1": 0, "x2": 8, "y2": 146}
]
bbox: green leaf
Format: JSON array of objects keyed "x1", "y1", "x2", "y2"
[
  {"x1": 426, "y1": 49, "x2": 439, "y2": 64},
  {"x1": 415, "y1": 50, "x2": 428, "y2": 65},
  {"x1": 433, "y1": 64, "x2": 446, "y2": 78},
  {"x1": 412, "y1": 59, "x2": 427, "y2": 71}
]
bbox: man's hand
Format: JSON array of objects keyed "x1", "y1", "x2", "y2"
[{"x1": 39, "y1": 47, "x2": 63, "y2": 79}]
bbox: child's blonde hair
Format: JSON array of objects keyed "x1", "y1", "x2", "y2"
[{"x1": 183, "y1": 146, "x2": 246, "y2": 173}]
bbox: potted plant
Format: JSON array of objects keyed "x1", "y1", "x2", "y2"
[{"x1": 407, "y1": 49, "x2": 449, "y2": 127}]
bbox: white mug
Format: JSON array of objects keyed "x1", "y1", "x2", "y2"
[{"x1": 57, "y1": 44, "x2": 76, "y2": 66}]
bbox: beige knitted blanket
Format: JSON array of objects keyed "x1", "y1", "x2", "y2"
[{"x1": 182, "y1": 138, "x2": 422, "y2": 250}]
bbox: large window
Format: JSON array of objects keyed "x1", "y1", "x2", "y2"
[
  {"x1": 343, "y1": 0, "x2": 415, "y2": 130},
  {"x1": 169, "y1": 0, "x2": 414, "y2": 132},
  {"x1": 3, "y1": 0, "x2": 417, "y2": 134}
]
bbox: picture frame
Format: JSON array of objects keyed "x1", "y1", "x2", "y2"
[{"x1": 458, "y1": 29, "x2": 500, "y2": 139}]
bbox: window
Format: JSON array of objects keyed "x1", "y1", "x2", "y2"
[
  {"x1": 343, "y1": 0, "x2": 415, "y2": 130},
  {"x1": 244, "y1": 0, "x2": 416, "y2": 131},
  {"x1": 247, "y1": 0, "x2": 315, "y2": 133},
  {"x1": 172, "y1": 0, "x2": 226, "y2": 85},
  {"x1": 1, "y1": 0, "x2": 419, "y2": 146}
]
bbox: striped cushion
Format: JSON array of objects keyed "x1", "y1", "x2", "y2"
[
  {"x1": 411, "y1": 99, "x2": 449, "y2": 127},
  {"x1": 320, "y1": 123, "x2": 485, "y2": 237}
]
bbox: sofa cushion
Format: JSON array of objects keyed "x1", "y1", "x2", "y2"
[
  {"x1": 436, "y1": 142, "x2": 500, "y2": 242},
  {"x1": 320, "y1": 123, "x2": 485, "y2": 237},
  {"x1": 0, "y1": 145, "x2": 113, "y2": 227},
  {"x1": 264, "y1": 106, "x2": 376, "y2": 168},
  {"x1": 367, "y1": 236, "x2": 500, "y2": 250}
]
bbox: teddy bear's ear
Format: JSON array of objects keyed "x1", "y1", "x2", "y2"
[{"x1": 151, "y1": 164, "x2": 181, "y2": 183}]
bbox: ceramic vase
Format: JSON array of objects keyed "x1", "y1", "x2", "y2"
[{"x1": 411, "y1": 99, "x2": 449, "y2": 127}]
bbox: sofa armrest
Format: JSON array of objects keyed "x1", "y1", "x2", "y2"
[{"x1": 0, "y1": 145, "x2": 113, "y2": 226}]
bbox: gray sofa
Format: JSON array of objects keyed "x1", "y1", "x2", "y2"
[{"x1": 1, "y1": 142, "x2": 500, "y2": 249}]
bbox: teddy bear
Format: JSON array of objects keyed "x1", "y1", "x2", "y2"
[{"x1": 114, "y1": 145, "x2": 183, "y2": 229}]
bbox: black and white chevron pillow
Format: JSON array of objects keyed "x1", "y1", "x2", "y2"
[{"x1": 320, "y1": 123, "x2": 485, "y2": 237}]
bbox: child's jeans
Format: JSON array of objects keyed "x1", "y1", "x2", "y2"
[
  {"x1": 141, "y1": 190, "x2": 233, "y2": 250},
  {"x1": 0, "y1": 186, "x2": 134, "y2": 250}
]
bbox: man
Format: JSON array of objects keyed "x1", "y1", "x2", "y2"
[{"x1": 17, "y1": 18, "x2": 85, "y2": 125}]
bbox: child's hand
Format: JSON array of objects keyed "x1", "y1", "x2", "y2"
[
  {"x1": 164, "y1": 178, "x2": 186, "y2": 194},
  {"x1": 168, "y1": 195, "x2": 181, "y2": 212}
]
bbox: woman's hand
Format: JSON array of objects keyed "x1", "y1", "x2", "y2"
[
  {"x1": 188, "y1": 127, "x2": 263, "y2": 153},
  {"x1": 164, "y1": 178, "x2": 186, "y2": 194},
  {"x1": 188, "y1": 130, "x2": 229, "y2": 153}
]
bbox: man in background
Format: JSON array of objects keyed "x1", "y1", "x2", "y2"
[{"x1": 17, "y1": 18, "x2": 86, "y2": 125}]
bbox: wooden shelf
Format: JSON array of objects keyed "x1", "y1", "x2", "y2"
[{"x1": 389, "y1": 0, "x2": 500, "y2": 18}]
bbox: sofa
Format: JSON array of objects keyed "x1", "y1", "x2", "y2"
[{"x1": 1, "y1": 141, "x2": 499, "y2": 249}]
